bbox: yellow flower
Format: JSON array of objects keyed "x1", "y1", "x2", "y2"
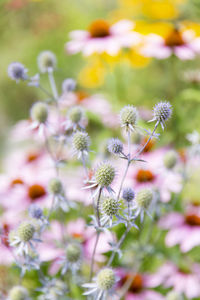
[{"x1": 122, "y1": 48, "x2": 151, "y2": 68}]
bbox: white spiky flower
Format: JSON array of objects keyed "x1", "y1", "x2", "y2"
[
  {"x1": 149, "y1": 101, "x2": 172, "y2": 130},
  {"x1": 37, "y1": 51, "x2": 57, "y2": 73},
  {"x1": 8, "y1": 285, "x2": 30, "y2": 300},
  {"x1": 59, "y1": 242, "x2": 82, "y2": 275},
  {"x1": 120, "y1": 105, "x2": 139, "y2": 132},
  {"x1": 8, "y1": 62, "x2": 28, "y2": 82},
  {"x1": 100, "y1": 197, "x2": 120, "y2": 227},
  {"x1": 132, "y1": 188, "x2": 153, "y2": 222},
  {"x1": 72, "y1": 131, "x2": 90, "y2": 159}
]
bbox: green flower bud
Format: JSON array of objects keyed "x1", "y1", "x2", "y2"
[
  {"x1": 120, "y1": 105, "x2": 138, "y2": 128},
  {"x1": 37, "y1": 50, "x2": 57, "y2": 73},
  {"x1": 68, "y1": 106, "x2": 83, "y2": 124},
  {"x1": 136, "y1": 189, "x2": 153, "y2": 209},
  {"x1": 30, "y1": 102, "x2": 48, "y2": 124},
  {"x1": 166, "y1": 291, "x2": 183, "y2": 300},
  {"x1": 97, "y1": 268, "x2": 115, "y2": 291},
  {"x1": 9, "y1": 286, "x2": 29, "y2": 300},
  {"x1": 48, "y1": 178, "x2": 63, "y2": 195},
  {"x1": 66, "y1": 243, "x2": 81, "y2": 262},
  {"x1": 72, "y1": 131, "x2": 90, "y2": 152},
  {"x1": 18, "y1": 222, "x2": 35, "y2": 242},
  {"x1": 102, "y1": 197, "x2": 119, "y2": 217},
  {"x1": 164, "y1": 150, "x2": 178, "y2": 169},
  {"x1": 95, "y1": 162, "x2": 115, "y2": 187}
]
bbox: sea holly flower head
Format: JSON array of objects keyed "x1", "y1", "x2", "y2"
[
  {"x1": 101, "y1": 197, "x2": 120, "y2": 227},
  {"x1": 8, "y1": 285, "x2": 30, "y2": 300},
  {"x1": 107, "y1": 138, "x2": 123, "y2": 155},
  {"x1": 37, "y1": 278, "x2": 67, "y2": 300},
  {"x1": 60, "y1": 242, "x2": 82, "y2": 275},
  {"x1": 120, "y1": 105, "x2": 138, "y2": 131},
  {"x1": 37, "y1": 50, "x2": 57, "y2": 73},
  {"x1": 164, "y1": 150, "x2": 178, "y2": 169},
  {"x1": 133, "y1": 188, "x2": 153, "y2": 222},
  {"x1": 62, "y1": 78, "x2": 76, "y2": 93},
  {"x1": 48, "y1": 178, "x2": 63, "y2": 195},
  {"x1": 64, "y1": 106, "x2": 85, "y2": 130},
  {"x1": 150, "y1": 101, "x2": 172, "y2": 130},
  {"x1": 8, "y1": 62, "x2": 28, "y2": 83},
  {"x1": 82, "y1": 268, "x2": 117, "y2": 299},
  {"x1": 122, "y1": 187, "x2": 135, "y2": 203},
  {"x1": 95, "y1": 162, "x2": 115, "y2": 188},
  {"x1": 72, "y1": 131, "x2": 90, "y2": 159}
]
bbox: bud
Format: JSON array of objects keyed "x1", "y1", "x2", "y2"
[
  {"x1": 107, "y1": 138, "x2": 123, "y2": 155},
  {"x1": 37, "y1": 50, "x2": 57, "y2": 73},
  {"x1": 30, "y1": 102, "x2": 48, "y2": 124},
  {"x1": 102, "y1": 197, "x2": 119, "y2": 217},
  {"x1": 164, "y1": 150, "x2": 178, "y2": 169},
  {"x1": 48, "y1": 178, "x2": 63, "y2": 195},
  {"x1": 97, "y1": 268, "x2": 115, "y2": 291},
  {"x1": 66, "y1": 243, "x2": 81, "y2": 262},
  {"x1": 166, "y1": 291, "x2": 183, "y2": 300},
  {"x1": 95, "y1": 162, "x2": 115, "y2": 187},
  {"x1": 152, "y1": 101, "x2": 172, "y2": 129},
  {"x1": 29, "y1": 204, "x2": 43, "y2": 219},
  {"x1": 62, "y1": 78, "x2": 76, "y2": 93},
  {"x1": 72, "y1": 131, "x2": 90, "y2": 152},
  {"x1": 68, "y1": 106, "x2": 83, "y2": 124},
  {"x1": 120, "y1": 105, "x2": 138, "y2": 129},
  {"x1": 18, "y1": 222, "x2": 35, "y2": 242},
  {"x1": 8, "y1": 62, "x2": 27, "y2": 82},
  {"x1": 136, "y1": 189, "x2": 153, "y2": 209},
  {"x1": 8, "y1": 286, "x2": 29, "y2": 300},
  {"x1": 122, "y1": 187, "x2": 135, "y2": 202}
]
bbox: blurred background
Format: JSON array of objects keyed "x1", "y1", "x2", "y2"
[{"x1": 1, "y1": 0, "x2": 200, "y2": 157}]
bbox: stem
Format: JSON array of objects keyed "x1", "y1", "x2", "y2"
[
  {"x1": 38, "y1": 84, "x2": 54, "y2": 99},
  {"x1": 96, "y1": 188, "x2": 102, "y2": 227},
  {"x1": 81, "y1": 153, "x2": 88, "y2": 180},
  {"x1": 48, "y1": 70, "x2": 59, "y2": 100},
  {"x1": 89, "y1": 232, "x2": 100, "y2": 280}
]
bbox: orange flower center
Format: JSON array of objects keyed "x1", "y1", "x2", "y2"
[
  {"x1": 89, "y1": 20, "x2": 110, "y2": 38},
  {"x1": 136, "y1": 169, "x2": 155, "y2": 183},
  {"x1": 1, "y1": 223, "x2": 10, "y2": 247},
  {"x1": 185, "y1": 214, "x2": 200, "y2": 226},
  {"x1": 121, "y1": 273, "x2": 143, "y2": 293},
  {"x1": 141, "y1": 137, "x2": 155, "y2": 152},
  {"x1": 165, "y1": 29, "x2": 185, "y2": 47},
  {"x1": 10, "y1": 178, "x2": 24, "y2": 187},
  {"x1": 76, "y1": 91, "x2": 89, "y2": 102},
  {"x1": 26, "y1": 152, "x2": 40, "y2": 163},
  {"x1": 28, "y1": 184, "x2": 46, "y2": 201}
]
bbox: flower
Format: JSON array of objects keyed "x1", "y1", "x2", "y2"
[
  {"x1": 59, "y1": 242, "x2": 82, "y2": 275},
  {"x1": 149, "y1": 101, "x2": 172, "y2": 130},
  {"x1": 66, "y1": 19, "x2": 141, "y2": 56},
  {"x1": 37, "y1": 50, "x2": 57, "y2": 73},
  {"x1": 122, "y1": 187, "x2": 135, "y2": 203},
  {"x1": 133, "y1": 188, "x2": 153, "y2": 221},
  {"x1": 62, "y1": 78, "x2": 76, "y2": 93},
  {"x1": 120, "y1": 105, "x2": 139, "y2": 131},
  {"x1": 159, "y1": 205, "x2": 200, "y2": 252},
  {"x1": 7, "y1": 62, "x2": 28, "y2": 82},
  {"x1": 72, "y1": 131, "x2": 90, "y2": 159},
  {"x1": 101, "y1": 196, "x2": 120, "y2": 227},
  {"x1": 8, "y1": 285, "x2": 30, "y2": 300},
  {"x1": 107, "y1": 138, "x2": 123, "y2": 155},
  {"x1": 95, "y1": 162, "x2": 115, "y2": 188},
  {"x1": 140, "y1": 27, "x2": 200, "y2": 60},
  {"x1": 30, "y1": 102, "x2": 49, "y2": 136},
  {"x1": 82, "y1": 268, "x2": 117, "y2": 299},
  {"x1": 64, "y1": 106, "x2": 86, "y2": 130},
  {"x1": 163, "y1": 150, "x2": 178, "y2": 169}
]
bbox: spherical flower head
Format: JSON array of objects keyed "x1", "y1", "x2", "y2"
[
  {"x1": 153, "y1": 101, "x2": 172, "y2": 127},
  {"x1": 72, "y1": 131, "x2": 90, "y2": 152},
  {"x1": 120, "y1": 105, "x2": 138, "y2": 129},
  {"x1": 97, "y1": 268, "x2": 115, "y2": 291},
  {"x1": 29, "y1": 204, "x2": 43, "y2": 219},
  {"x1": 30, "y1": 102, "x2": 48, "y2": 124},
  {"x1": 95, "y1": 162, "x2": 115, "y2": 187},
  {"x1": 166, "y1": 291, "x2": 182, "y2": 300},
  {"x1": 17, "y1": 222, "x2": 35, "y2": 242},
  {"x1": 164, "y1": 150, "x2": 178, "y2": 169},
  {"x1": 122, "y1": 187, "x2": 135, "y2": 202},
  {"x1": 8, "y1": 62, "x2": 27, "y2": 82},
  {"x1": 102, "y1": 197, "x2": 119, "y2": 217},
  {"x1": 8, "y1": 286, "x2": 29, "y2": 300},
  {"x1": 68, "y1": 106, "x2": 83, "y2": 124},
  {"x1": 37, "y1": 50, "x2": 57, "y2": 73},
  {"x1": 66, "y1": 243, "x2": 81, "y2": 262},
  {"x1": 107, "y1": 138, "x2": 123, "y2": 155},
  {"x1": 136, "y1": 189, "x2": 153, "y2": 209},
  {"x1": 48, "y1": 178, "x2": 63, "y2": 195},
  {"x1": 8, "y1": 230, "x2": 17, "y2": 245},
  {"x1": 62, "y1": 78, "x2": 76, "y2": 93}
]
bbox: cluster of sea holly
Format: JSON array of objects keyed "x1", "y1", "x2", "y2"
[{"x1": 5, "y1": 51, "x2": 172, "y2": 300}]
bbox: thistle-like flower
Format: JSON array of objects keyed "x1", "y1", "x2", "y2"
[
  {"x1": 59, "y1": 242, "x2": 82, "y2": 275},
  {"x1": 122, "y1": 187, "x2": 135, "y2": 203},
  {"x1": 8, "y1": 285, "x2": 30, "y2": 300},
  {"x1": 150, "y1": 101, "x2": 172, "y2": 130},
  {"x1": 163, "y1": 150, "x2": 178, "y2": 169},
  {"x1": 37, "y1": 278, "x2": 67, "y2": 300},
  {"x1": 72, "y1": 131, "x2": 90, "y2": 159},
  {"x1": 120, "y1": 105, "x2": 138, "y2": 131},
  {"x1": 134, "y1": 188, "x2": 153, "y2": 222},
  {"x1": 107, "y1": 138, "x2": 123, "y2": 155},
  {"x1": 82, "y1": 268, "x2": 117, "y2": 300},
  {"x1": 64, "y1": 106, "x2": 85, "y2": 130},
  {"x1": 48, "y1": 178, "x2": 75, "y2": 212},
  {"x1": 9, "y1": 221, "x2": 40, "y2": 256},
  {"x1": 37, "y1": 50, "x2": 57, "y2": 73},
  {"x1": 101, "y1": 196, "x2": 120, "y2": 227},
  {"x1": 30, "y1": 102, "x2": 48, "y2": 136},
  {"x1": 28, "y1": 204, "x2": 48, "y2": 232},
  {"x1": 62, "y1": 78, "x2": 76, "y2": 93},
  {"x1": 166, "y1": 291, "x2": 183, "y2": 300},
  {"x1": 7, "y1": 62, "x2": 28, "y2": 82}
]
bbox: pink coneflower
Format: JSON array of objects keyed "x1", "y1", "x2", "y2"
[
  {"x1": 159, "y1": 205, "x2": 200, "y2": 252},
  {"x1": 150, "y1": 262, "x2": 200, "y2": 299},
  {"x1": 117, "y1": 269, "x2": 164, "y2": 300},
  {"x1": 66, "y1": 19, "x2": 141, "y2": 56},
  {"x1": 140, "y1": 28, "x2": 200, "y2": 60}
]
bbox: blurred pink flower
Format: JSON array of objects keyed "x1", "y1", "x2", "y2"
[
  {"x1": 159, "y1": 205, "x2": 200, "y2": 252},
  {"x1": 117, "y1": 269, "x2": 164, "y2": 300},
  {"x1": 66, "y1": 19, "x2": 141, "y2": 56},
  {"x1": 140, "y1": 29, "x2": 200, "y2": 60}
]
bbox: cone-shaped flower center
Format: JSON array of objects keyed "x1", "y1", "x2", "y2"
[
  {"x1": 1, "y1": 223, "x2": 10, "y2": 247},
  {"x1": 28, "y1": 184, "x2": 46, "y2": 201},
  {"x1": 89, "y1": 20, "x2": 110, "y2": 38},
  {"x1": 165, "y1": 29, "x2": 185, "y2": 47},
  {"x1": 136, "y1": 169, "x2": 155, "y2": 183},
  {"x1": 11, "y1": 178, "x2": 24, "y2": 186},
  {"x1": 141, "y1": 137, "x2": 155, "y2": 152},
  {"x1": 185, "y1": 214, "x2": 200, "y2": 226},
  {"x1": 121, "y1": 273, "x2": 143, "y2": 293},
  {"x1": 26, "y1": 152, "x2": 40, "y2": 163}
]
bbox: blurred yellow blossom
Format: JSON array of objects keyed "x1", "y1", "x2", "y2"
[{"x1": 122, "y1": 48, "x2": 151, "y2": 68}]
